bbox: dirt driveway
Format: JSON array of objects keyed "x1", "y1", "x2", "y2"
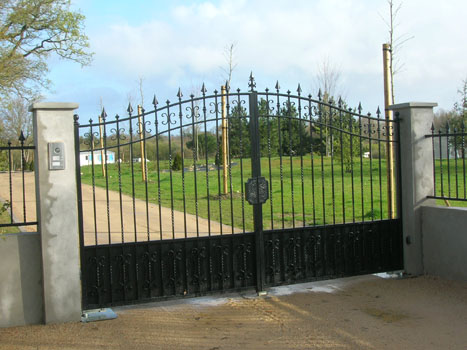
[
  {"x1": 1, "y1": 274, "x2": 466, "y2": 350},
  {"x1": 0, "y1": 172, "x2": 237, "y2": 243}
]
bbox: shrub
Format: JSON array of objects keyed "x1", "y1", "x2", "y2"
[{"x1": 172, "y1": 152, "x2": 182, "y2": 171}]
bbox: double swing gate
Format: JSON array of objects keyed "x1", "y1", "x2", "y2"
[{"x1": 76, "y1": 77, "x2": 403, "y2": 309}]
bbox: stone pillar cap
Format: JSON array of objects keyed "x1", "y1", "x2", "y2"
[
  {"x1": 389, "y1": 102, "x2": 437, "y2": 110},
  {"x1": 29, "y1": 102, "x2": 79, "y2": 112}
]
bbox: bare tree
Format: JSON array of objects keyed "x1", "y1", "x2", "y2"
[
  {"x1": 138, "y1": 76, "x2": 145, "y2": 108},
  {"x1": 314, "y1": 58, "x2": 342, "y2": 156},
  {"x1": 0, "y1": 97, "x2": 33, "y2": 141},
  {"x1": 381, "y1": 0, "x2": 413, "y2": 102},
  {"x1": 314, "y1": 58, "x2": 342, "y2": 103},
  {"x1": 220, "y1": 42, "x2": 238, "y2": 87}
]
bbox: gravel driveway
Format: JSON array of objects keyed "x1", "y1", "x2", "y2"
[{"x1": 0, "y1": 274, "x2": 466, "y2": 350}]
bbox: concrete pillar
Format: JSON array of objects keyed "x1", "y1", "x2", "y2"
[
  {"x1": 30, "y1": 102, "x2": 81, "y2": 324},
  {"x1": 389, "y1": 102, "x2": 437, "y2": 276}
]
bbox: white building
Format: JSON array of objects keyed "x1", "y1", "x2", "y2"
[{"x1": 80, "y1": 150, "x2": 116, "y2": 166}]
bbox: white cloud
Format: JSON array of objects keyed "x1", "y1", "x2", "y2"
[{"x1": 49, "y1": 0, "x2": 467, "y2": 116}]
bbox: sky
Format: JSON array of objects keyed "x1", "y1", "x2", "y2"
[{"x1": 45, "y1": 0, "x2": 467, "y2": 120}]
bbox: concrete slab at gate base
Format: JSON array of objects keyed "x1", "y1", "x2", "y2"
[
  {"x1": 422, "y1": 205, "x2": 467, "y2": 282},
  {"x1": 0, "y1": 232, "x2": 43, "y2": 327}
]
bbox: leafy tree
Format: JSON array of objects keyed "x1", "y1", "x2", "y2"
[
  {"x1": 434, "y1": 78, "x2": 467, "y2": 157},
  {"x1": 277, "y1": 102, "x2": 310, "y2": 156},
  {"x1": 186, "y1": 131, "x2": 217, "y2": 159},
  {"x1": 330, "y1": 103, "x2": 362, "y2": 173},
  {"x1": 0, "y1": 0, "x2": 92, "y2": 101},
  {"x1": 228, "y1": 104, "x2": 250, "y2": 158}
]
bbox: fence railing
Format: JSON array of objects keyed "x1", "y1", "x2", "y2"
[
  {"x1": 0, "y1": 131, "x2": 37, "y2": 232},
  {"x1": 76, "y1": 80, "x2": 400, "y2": 246},
  {"x1": 426, "y1": 123, "x2": 467, "y2": 202}
]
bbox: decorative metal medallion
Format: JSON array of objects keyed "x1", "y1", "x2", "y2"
[{"x1": 245, "y1": 177, "x2": 269, "y2": 205}]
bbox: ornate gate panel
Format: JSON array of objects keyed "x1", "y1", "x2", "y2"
[{"x1": 76, "y1": 76, "x2": 402, "y2": 309}]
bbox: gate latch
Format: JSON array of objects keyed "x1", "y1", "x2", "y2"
[{"x1": 245, "y1": 177, "x2": 269, "y2": 205}]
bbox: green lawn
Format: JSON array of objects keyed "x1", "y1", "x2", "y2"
[
  {"x1": 81, "y1": 155, "x2": 398, "y2": 232},
  {"x1": 0, "y1": 208, "x2": 19, "y2": 235},
  {"x1": 80, "y1": 155, "x2": 467, "y2": 232},
  {"x1": 434, "y1": 158, "x2": 467, "y2": 207}
]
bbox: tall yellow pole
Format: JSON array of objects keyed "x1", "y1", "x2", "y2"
[
  {"x1": 98, "y1": 115, "x2": 106, "y2": 177},
  {"x1": 138, "y1": 105, "x2": 147, "y2": 182},
  {"x1": 221, "y1": 85, "x2": 228, "y2": 194},
  {"x1": 383, "y1": 43, "x2": 396, "y2": 218}
]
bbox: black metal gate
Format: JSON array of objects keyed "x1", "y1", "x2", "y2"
[{"x1": 75, "y1": 76, "x2": 403, "y2": 309}]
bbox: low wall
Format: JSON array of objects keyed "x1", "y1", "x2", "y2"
[
  {"x1": 421, "y1": 205, "x2": 467, "y2": 282},
  {"x1": 0, "y1": 232, "x2": 43, "y2": 327}
]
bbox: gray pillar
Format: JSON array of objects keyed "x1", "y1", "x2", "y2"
[
  {"x1": 30, "y1": 102, "x2": 81, "y2": 324},
  {"x1": 389, "y1": 102, "x2": 437, "y2": 276}
]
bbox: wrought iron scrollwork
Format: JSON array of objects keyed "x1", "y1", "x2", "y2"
[
  {"x1": 236, "y1": 243, "x2": 252, "y2": 282},
  {"x1": 167, "y1": 249, "x2": 183, "y2": 288},
  {"x1": 215, "y1": 244, "x2": 230, "y2": 283},
  {"x1": 190, "y1": 247, "x2": 207, "y2": 287},
  {"x1": 115, "y1": 253, "x2": 133, "y2": 292},
  {"x1": 141, "y1": 251, "x2": 158, "y2": 291}
]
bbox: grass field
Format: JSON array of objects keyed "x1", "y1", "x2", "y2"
[
  {"x1": 80, "y1": 155, "x2": 396, "y2": 232},
  {"x1": 0, "y1": 208, "x2": 19, "y2": 235},
  {"x1": 80, "y1": 155, "x2": 467, "y2": 232}
]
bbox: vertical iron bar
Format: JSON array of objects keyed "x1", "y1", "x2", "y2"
[
  {"x1": 265, "y1": 89, "x2": 274, "y2": 230},
  {"x1": 308, "y1": 97, "x2": 316, "y2": 226},
  {"x1": 88, "y1": 122, "x2": 98, "y2": 244},
  {"x1": 177, "y1": 92, "x2": 188, "y2": 238},
  {"x1": 297, "y1": 87, "x2": 306, "y2": 226},
  {"x1": 454, "y1": 128, "x2": 459, "y2": 198},
  {"x1": 214, "y1": 90, "x2": 223, "y2": 234},
  {"x1": 276, "y1": 84, "x2": 285, "y2": 228},
  {"x1": 318, "y1": 98, "x2": 326, "y2": 226},
  {"x1": 349, "y1": 111, "x2": 355, "y2": 223},
  {"x1": 237, "y1": 91, "x2": 246, "y2": 233},
  {"x1": 249, "y1": 90, "x2": 265, "y2": 293},
  {"x1": 438, "y1": 129, "x2": 444, "y2": 197},
  {"x1": 20, "y1": 134, "x2": 26, "y2": 222},
  {"x1": 166, "y1": 101, "x2": 175, "y2": 239},
  {"x1": 74, "y1": 115, "x2": 86, "y2": 307},
  {"x1": 446, "y1": 123, "x2": 451, "y2": 197},
  {"x1": 462, "y1": 123, "x2": 466, "y2": 199},
  {"x1": 368, "y1": 116, "x2": 374, "y2": 221},
  {"x1": 190, "y1": 95, "x2": 200, "y2": 237},
  {"x1": 153, "y1": 98, "x2": 163, "y2": 240},
  {"x1": 8, "y1": 141, "x2": 13, "y2": 224},
  {"x1": 358, "y1": 112, "x2": 364, "y2": 221},
  {"x1": 127, "y1": 107, "x2": 138, "y2": 242},
  {"x1": 338, "y1": 102, "x2": 345, "y2": 223},
  {"x1": 431, "y1": 124, "x2": 436, "y2": 198},
  {"x1": 102, "y1": 116, "x2": 111, "y2": 244},
  {"x1": 329, "y1": 105, "x2": 336, "y2": 225},
  {"x1": 226, "y1": 90, "x2": 235, "y2": 235},
  {"x1": 377, "y1": 109, "x2": 383, "y2": 220},
  {"x1": 115, "y1": 116, "x2": 125, "y2": 243},
  {"x1": 202, "y1": 87, "x2": 212, "y2": 236},
  {"x1": 141, "y1": 109, "x2": 151, "y2": 241},
  {"x1": 287, "y1": 91, "x2": 295, "y2": 228}
]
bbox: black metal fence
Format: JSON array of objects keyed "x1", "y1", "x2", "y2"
[
  {"x1": 75, "y1": 79, "x2": 400, "y2": 246},
  {"x1": 0, "y1": 131, "x2": 37, "y2": 232},
  {"x1": 77, "y1": 77, "x2": 403, "y2": 308},
  {"x1": 426, "y1": 122, "x2": 467, "y2": 202}
]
